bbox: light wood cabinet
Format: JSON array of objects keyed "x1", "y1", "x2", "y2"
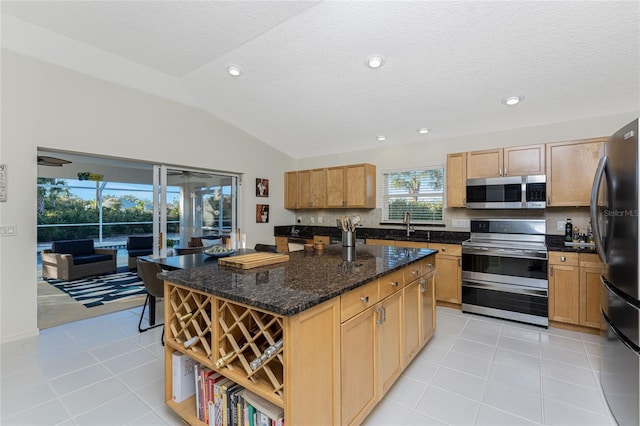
[
  {"x1": 341, "y1": 306, "x2": 377, "y2": 426},
  {"x1": 504, "y1": 144, "x2": 546, "y2": 176},
  {"x1": 548, "y1": 252, "x2": 580, "y2": 324},
  {"x1": 430, "y1": 243, "x2": 462, "y2": 305},
  {"x1": 285, "y1": 169, "x2": 326, "y2": 209},
  {"x1": 403, "y1": 263, "x2": 436, "y2": 366},
  {"x1": 446, "y1": 152, "x2": 467, "y2": 207},
  {"x1": 467, "y1": 144, "x2": 545, "y2": 179},
  {"x1": 549, "y1": 251, "x2": 603, "y2": 330},
  {"x1": 579, "y1": 253, "x2": 604, "y2": 330},
  {"x1": 366, "y1": 239, "x2": 395, "y2": 246},
  {"x1": 339, "y1": 256, "x2": 436, "y2": 425},
  {"x1": 395, "y1": 240, "x2": 429, "y2": 249},
  {"x1": 326, "y1": 163, "x2": 376, "y2": 209},
  {"x1": 546, "y1": 137, "x2": 605, "y2": 206},
  {"x1": 467, "y1": 148, "x2": 504, "y2": 179},
  {"x1": 275, "y1": 236, "x2": 289, "y2": 253},
  {"x1": 284, "y1": 171, "x2": 299, "y2": 209}
]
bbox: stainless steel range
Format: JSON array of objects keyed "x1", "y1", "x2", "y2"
[{"x1": 461, "y1": 219, "x2": 549, "y2": 327}]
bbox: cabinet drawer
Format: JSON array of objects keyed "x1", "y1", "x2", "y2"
[
  {"x1": 379, "y1": 268, "x2": 405, "y2": 299},
  {"x1": 341, "y1": 280, "x2": 379, "y2": 322},
  {"x1": 395, "y1": 240, "x2": 429, "y2": 249},
  {"x1": 579, "y1": 253, "x2": 602, "y2": 269},
  {"x1": 429, "y1": 243, "x2": 461, "y2": 256},
  {"x1": 549, "y1": 251, "x2": 579, "y2": 266},
  {"x1": 366, "y1": 239, "x2": 395, "y2": 246},
  {"x1": 404, "y1": 262, "x2": 423, "y2": 284},
  {"x1": 422, "y1": 258, "x2": 436, "y2": 276}
]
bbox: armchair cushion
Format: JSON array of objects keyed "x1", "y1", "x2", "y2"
[
  {"x1": 73, "y1": 254, "x2": 113, "y2": 265},
  {"x1": 127, "y1": 236, "x2": 153, "y2": 251},
  {"x1": 51, "y1": 239, "x2": 96, "y2": 256}
]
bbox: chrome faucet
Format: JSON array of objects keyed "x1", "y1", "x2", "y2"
[{"x1": 403, "y1": 212, "x2": 415, "y2": 237}]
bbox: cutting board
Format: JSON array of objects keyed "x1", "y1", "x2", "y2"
[{"x1": 218, "y1": 252, "x2": 290, "y2": 269}]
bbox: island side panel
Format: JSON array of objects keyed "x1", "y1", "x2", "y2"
[{"x1": 285, "y1": 297, "x2": 341, "y2": 425}]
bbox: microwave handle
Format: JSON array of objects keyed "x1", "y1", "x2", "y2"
[{"x1": 590, "y1": 155, "x2": 607, "y2": 264}]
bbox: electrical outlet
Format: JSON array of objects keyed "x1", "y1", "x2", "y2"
[
  {"x1": 452, "y1": 219, "x2": 470, "y2": 228},
  {"x1": 310, "y1": 216, "x2": 315, "y2": 224},
  {"x1": 557, "y1": 221, "x2": 565, "y2": 231},
  {"x1": 317, "y1": 216, "x2": 323, "y2": 224}
]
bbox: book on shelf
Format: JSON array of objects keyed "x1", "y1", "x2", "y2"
[
  {"x1": 213, "y1": 377, "x2": 232, "y2": 426},
  {"x1": 172, "y1": 352, "x2": 197, "y2": 403},
  {"x1": 241, "y1": 389, "x2": 284, "y2": 426}
]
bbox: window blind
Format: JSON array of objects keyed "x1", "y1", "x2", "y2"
[{"x1": 381, "y1": 166, "x2": 444, "y2": 223}]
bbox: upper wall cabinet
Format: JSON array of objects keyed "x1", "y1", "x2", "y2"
[
  {"x1": 466, "y1": 144, "x2": 546, "y2": 179},
  {"x1": 446, "y1": 153, "x2": 467, "y2": 208},
  {"x1": 546, "y1": 137, "x2": 605, "y2": 206},
  {"x1": 286, "y1": 163, "x2": 376, "y2": 210},
  {"x1": 326, "y1": 163, "x2": 376, "y2": 209},
  {"x1": 285, "y1": 168, "x2": 326, "y2": 209}
]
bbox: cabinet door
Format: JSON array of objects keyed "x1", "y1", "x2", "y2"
[
  {"x1": 446, "y1": 152, "x2": 467, "y2": 207},
  {"x1": 402, "y1": 280, "x2": 421, "y2": 366},
  {"x1": 297, "y1": 170, "x2": 312, "y2": 209},
  {"x1": 467, "y1": 148, "x2": 503, "y2": 178},
  {"x1": 420, "y1": 272, "x2": 436, "y2": 344},
  {"x1": 284, "y1": 171, "x2": 298, "y2": 209},
  {"x1": 341, "y1": 307, "x2": 377, "y2": 426},
  {"x1": 326, "y1": 166, "x2": 345, "y2": 208},
  {"x1": 549, "y1": 263, "x2": 580, "y2": 324},
  {"x1": 377, "y1": 291, "x2": 403, "y2": 395},
  {"x1": 345, "y1": 164, "x2": 376, "y2": 208},
  {"x1": 580, "y1": 267, "x2": 604, "y2": 329},
  {"x1": 504, "y1": 144, "x2": 545, "y2": 176},
  {"x1": 546, "y1": 138, "x2": 605, "y2": 206},
  {"x1": 433, "y1": 254, "x2": 461, "y2": 304},
  {"x1": 311, "y1": 168, "x2": 326, "y2": 208}
]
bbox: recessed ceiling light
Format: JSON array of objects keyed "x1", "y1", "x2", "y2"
[
  {"x1": 366, "y1": 55, "x2": 385, "y2": 69},
  {"x1": 502, "y1": 95, "x2": 524, "y2": 106},
  {"x1": 377, "y1": 135, "x2": 387, "y2": 141},
  {"x1": 418, "y1": 128, "x2": 430, "y2": 134},
  {"x1": 226, "y1": 64, "x2": 243, "y2": 77}
]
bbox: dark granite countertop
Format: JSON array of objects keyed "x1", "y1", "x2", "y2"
[
  {"x1": 159, "y1": 244, "x2": 437, "y2": 317},
  {"x1": 274, "y1": 225, "x2": 469, "y2": 245}
]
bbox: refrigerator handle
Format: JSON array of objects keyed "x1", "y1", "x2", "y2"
[{"x1": 590, "y1": 155, "x2": 608, "y2": 264}]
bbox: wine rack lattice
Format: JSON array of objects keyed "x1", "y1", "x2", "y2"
[
  {"x1": 216, "y1": 300, "x2": 285, "y2": 399},
  {"x1": 168, "y1": 286, "x2": 213, "y2": 361}
]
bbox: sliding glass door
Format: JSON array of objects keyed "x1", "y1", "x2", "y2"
[{"x1": 152, "y1": 165, "x2": 238, "y2": 257}]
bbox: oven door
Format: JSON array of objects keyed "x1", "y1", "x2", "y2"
[
  {"x1": 462, "y1": 278, "x2": 549, "y2": 326},
  {"x1": 462, "y1": 246, "x2": 548, "y2": 288}
]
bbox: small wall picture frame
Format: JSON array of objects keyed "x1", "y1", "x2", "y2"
[
  {"x1": 256, "y1": 178, "x2": 269, "y2": 197},
  {"x1": 256, "y1": 204, "x2": 269, "y2": 223}
]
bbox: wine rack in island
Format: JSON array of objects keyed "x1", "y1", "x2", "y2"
[{"x1": 164, "y1": 283, "x2": 290, "y2": 425}]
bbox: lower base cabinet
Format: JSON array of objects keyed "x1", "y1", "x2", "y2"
[{"x1": 549, "y1": 251, "x2": 604, "y2": 330}]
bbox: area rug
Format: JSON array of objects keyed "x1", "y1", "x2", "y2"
[{"x1": 44, "y1": 270, "x2": 147, "y2": 308}]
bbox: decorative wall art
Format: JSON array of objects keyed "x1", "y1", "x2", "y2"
[
  {"x1": 256, "y1": 204, "x2": 269, "y2": 223},
  {"x1": 256, "y1": 178, "x2": 269, "y2": 197}
]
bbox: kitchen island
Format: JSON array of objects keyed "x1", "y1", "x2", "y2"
[{"x1": 160, "y1": 244, "x2": 437, "y2": 425}]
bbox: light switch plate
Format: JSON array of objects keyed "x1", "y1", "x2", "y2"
[{"x1": 557, "y1": 221, "x2": 565, "y2": 231}]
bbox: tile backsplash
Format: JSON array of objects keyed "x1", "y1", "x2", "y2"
[{"x1": 294, "y1": 207, "x2": 591, "y2": 235}]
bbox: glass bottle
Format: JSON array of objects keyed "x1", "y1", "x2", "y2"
[{"x1": 565, "y1": 219, "x2": 573, "y2": 242}]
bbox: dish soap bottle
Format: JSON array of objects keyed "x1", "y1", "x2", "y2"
[{"x1": 565, "y1": 219, "x2": 573, "y2": 242}]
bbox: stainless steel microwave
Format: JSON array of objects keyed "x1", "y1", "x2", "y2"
[{"x1": 465, "y1": 175, "x2": 546, "y2": 209}]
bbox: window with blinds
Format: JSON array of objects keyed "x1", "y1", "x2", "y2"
[{"x1": 381, "y1": 166, "x2": 444, "y2": 223}]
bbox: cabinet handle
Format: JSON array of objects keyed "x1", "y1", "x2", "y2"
[
  {"x1": 504, "y1": 168, "x2": 508, "y2": 176},
  {"x1": 420, "y1": 278, "x2": 428, "y2": 293},
  {"x1": 499, "y1": 167, "x2": 503, "y2": 176},
  {"x1": 360, "y1": 296, "x2": 369, "y2": 304},
  {"x1": 376, "y1": 306, "x2": 384, "y2": 325},
  {"x1": 383, "y1": 306, "x2": 387, "y2": 323},
  {"x1": 441, "y1": 247, "x2": 446, "y2": 252},
  {"x1": 547, "y1": 197, "x2": 551, "y2": 205},
  {"x1": 550, "y1": 266, "x2": 554, "y2": 277},
  {"x1": 561, "y1": 256, "x2": 566, "y2": 262},
  {"x1": 412, "y1": 269, "x2": 420, "y2": 276},
  {"x1": 390, "y1": 281, "x2": 399, "y2": 288},
  {"x1": 458, "y1": 258, "x2": 462, "y2": 267}
]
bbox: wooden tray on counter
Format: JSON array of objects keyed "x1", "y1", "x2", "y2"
[{"x1": 218, "y1": 252, "x2": 290, "y2": 269}]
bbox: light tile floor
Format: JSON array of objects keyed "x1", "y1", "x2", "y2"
[{"x1": 1, "y1": 305, "x2": 616, "y2": 425}]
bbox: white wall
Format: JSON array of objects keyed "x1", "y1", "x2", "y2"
[{"x1": 0, "y1": 50, "x2": 296, "y2": 343}]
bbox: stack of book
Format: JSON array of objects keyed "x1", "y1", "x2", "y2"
[{"x1": 183, "y1": 360, "x2": 284, "y2": 426}]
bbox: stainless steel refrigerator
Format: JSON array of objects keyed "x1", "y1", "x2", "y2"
[{"x1": 591, "y1": 118, "x2": 640, "y2": 425}]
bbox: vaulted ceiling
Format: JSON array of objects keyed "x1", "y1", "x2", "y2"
[{"x1": 3, "y1": 1, "x2": 639, "y2": 159}]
